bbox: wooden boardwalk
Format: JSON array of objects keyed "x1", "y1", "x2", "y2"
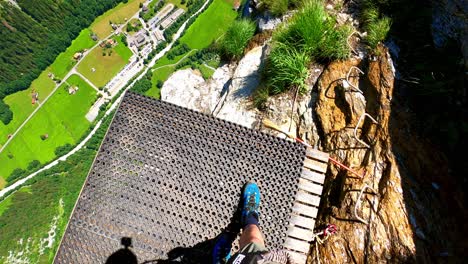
[{"x1": 284, "y1": 147, "x2": 329, "y2": 263}]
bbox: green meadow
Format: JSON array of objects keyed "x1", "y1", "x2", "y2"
[
  {"x1": 0, "y1": 75, "x2": 96, "y2": 183},
  {"x1": 77, "y1": 34, "x2": 133, "y2": 87},
  {"x1": 179, "y1": 0, "x2": 237, "y2": 49},
  {"x1": 50, "y1": 28, "x2": 97, "y2": 79}
]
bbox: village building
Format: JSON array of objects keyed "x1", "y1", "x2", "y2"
[
  {"x1": 73, "y1": 52, "x2": 83, "y2": 60},
  {"x1": 160, "y1": 9, "x2": 184, "y2": 29},
  {"x1": 31, "y1": 91, "x2": 39, "y2": 104},
  {"x1": 68, "y1": 86, "x2": 79, "y2": 95},
  {"x1": 107, "y1": 38, "x2": 116, "y2": 46},
  {"x1": 132, "y1": 31, "x2": 147, "y2": 48},
  {"x1": 153, "y1": 30, "x2": 165, "y2": 43},
  {"x1": 100, "y1": 38, "x2": 117, "y2": 48}
]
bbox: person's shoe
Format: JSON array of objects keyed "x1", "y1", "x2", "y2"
[
  {"x1": 241, "y1": 182, "x2": 260, "y2": 228},
  {"x1": 212, "y1": 233, "x2": 232, "y2": 264}
]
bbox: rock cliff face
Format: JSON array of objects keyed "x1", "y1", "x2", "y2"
[
  {"x1": 161, "y1": 40, "x2": 462, "y2": 262},
  {"x1": 312, "y1": 48, "x2": 414, "y2": 262},
  {"x1": 310, "y1": 46, "x2": 462, "y2": 263}
]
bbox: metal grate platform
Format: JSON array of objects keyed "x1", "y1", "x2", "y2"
[{"x1": 55, "y1": 92, "x2": 327, "y2": 263}]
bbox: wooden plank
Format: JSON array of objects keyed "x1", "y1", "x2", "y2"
[
  {"x1": 286, "y1": 251, "x2": 308, "y2": 264},
  {"x1": 287, "y1": 225, "x2": 314, "y2": 241},
  {"x1": 295, "y1": 190, "x2": 321, "y2": 207},
  {"x1": 298, "y1": 178, "x2": 323, "y2": 196},
  {"x1": 289, "y1": 215, "x2": 315, "y2": 230},
  {"x1": 283, "y1": 237, "x2": 310, "y2": 253},
  {"x1": 306, "y1": 147, "x2": 329, "y2": 163},
  {"x1": 301, "y1": 168, "x2": 325, "y2": 184},
  {"x1": 292, "y1": 202, "x2": 318, "y2": 218},
  {"x1": 303, "y1": 158, "x2": 328, "y2": 173}
]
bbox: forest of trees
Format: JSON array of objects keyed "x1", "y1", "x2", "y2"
[{"x1": 0, "y1": 0, "x2": 128, "y2": 124}]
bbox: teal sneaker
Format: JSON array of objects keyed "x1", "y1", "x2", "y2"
[{"x1": 241, "y1": 182, "x2": 260, "y2": 228}]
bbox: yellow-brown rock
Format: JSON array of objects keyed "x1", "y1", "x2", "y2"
[{"x1": 311, "y1": 46, "x2": 461, "y2": 263}]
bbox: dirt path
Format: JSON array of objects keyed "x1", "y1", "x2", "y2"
[
  {"x1": 152, "y1": 49, "x2": 198, "y2": 71},
  {"x1": 203, "y1": 63, "x2": 216, "y2": 71}
]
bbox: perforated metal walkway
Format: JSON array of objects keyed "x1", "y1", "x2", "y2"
[{"x1": 54, "y1": 92, "x2": 328, "y2": 263}]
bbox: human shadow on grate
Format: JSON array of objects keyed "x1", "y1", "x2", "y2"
[
  {"x1": 107, "y1": 192, "x2": 243, "y2": 264},
  {"x1": 106, "y1": 237, "x2": 138, "y2": 264}
]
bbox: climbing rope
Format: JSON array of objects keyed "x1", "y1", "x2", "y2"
[
  {"x1": 312, "y1": 224, "x2": 338, "y2": 264},
  {"x1": 262, "y1": 118, "x2": 367, "y2": 178}
]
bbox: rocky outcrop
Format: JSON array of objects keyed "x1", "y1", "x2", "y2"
[
  {"x1": 311, "y1": 46, "x2": 460, "y2": 263},
  {"x1": 162, "y1": 45, "x2": 266, "y2": 128},
  {"x1": 161, "y1": 65, "x2": 233, "y2": 114},
  {"x1": 257, "y1": 12, "x2": 282, "y2": 32},
  {"x1": 258, "y1": 64, "x2": 323, "y2": 147},
  {"x1": 161, "y1": 69, "x2": 206, "y2": 110},
  {"x1": 213, "y1": 45, "x2": 267, "y2": 128}
]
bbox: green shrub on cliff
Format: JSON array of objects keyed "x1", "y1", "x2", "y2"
[
  {"x1": 361, "y1": 2, "x2": 392, "y2": 49},
  {"x1": 266, "y1": 44, "x2": 310, "y2": 94},
  {"x1": 366, "y1": 16, "x2": 391, "y2": 48},
  {"x1": 263, "y1": 0, "x2": 350, "y2": 94},
  {"x1": 261, "y1": 0, "x2": 289, "y2": 16},
  {"x1": 219, "y1": 19, "x2": 256, "y2": 59}
]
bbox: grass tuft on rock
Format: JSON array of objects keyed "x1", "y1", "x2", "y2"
[
  {"x1": 260, "y1": 0, "x2": 302, "y2": 17},
  {"x1": 321, "y1": 24, "x2": 353, "y2": 60},
  {"x1": 361, "y1": 1, "x2": 392, "y2": 49},
  {"x1": 365, "y1": 16, "x2": 391, "y2": 48},
  {"x1": 260, "y1": 0, "x2": 289, "y2": 16},
  {"x1": 219, "y1": 19, "x2": 256, "y2": 59},
  {"x1": 262, "y1": 0, "x2": 350, "y2": 95},
  {"x1": 267, "y1": 44, "x2": 310, "y2": 94}
]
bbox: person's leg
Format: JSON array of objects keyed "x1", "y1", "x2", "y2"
[
  {"x1": 240, "y1": 182, "x2": 264, "y2": 248},
  {"x1": 239, "y1": 224, "x2": 264, "y2": 248},
  {"x1": 224, "y1": 183, "x2": 266, "y2": 264}
]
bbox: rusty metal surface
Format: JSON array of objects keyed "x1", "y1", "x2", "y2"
[{"x1": 55, "y1": 92, "x2": 306, "y2": 263}]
